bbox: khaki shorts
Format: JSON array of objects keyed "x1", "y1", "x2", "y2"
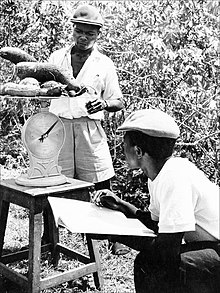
[{"x1": 58, "y1": 117, "x2": 115, "y2": 183}]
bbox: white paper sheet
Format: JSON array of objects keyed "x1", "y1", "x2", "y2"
[{"x1": 48, "y1": 197, "x2": 156, "y2": 237}]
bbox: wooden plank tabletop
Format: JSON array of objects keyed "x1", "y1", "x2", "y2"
[
  {"x1": 0, "y1": 178, "x2": 94, "y2": 196},
  {"x1": 0, "y1": 95, "x2": 65, "y2": 100}
]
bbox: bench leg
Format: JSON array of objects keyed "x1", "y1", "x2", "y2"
[
  {"x1": 0, "y1": 199, "x2": 9, "y2": 258},
  {"x1": 28, "y1": 208, "x2": 42, "y2": 293},
  {"x1": 0, "y1": 199, "x2": 10, "y2": 293},
  {"x1": 86, "y1": 234, "x2": 103, "y2": 290},
  {"x1": 0, "y1": 275, "x2": 6, "y2": 293},
  {"x1": 42, "y1": 202, "x2": 59, "y2": 266}
]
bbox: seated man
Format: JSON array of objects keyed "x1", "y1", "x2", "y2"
[{"x1": 94, "y1": 108, "x2": 220, "y2": 293}]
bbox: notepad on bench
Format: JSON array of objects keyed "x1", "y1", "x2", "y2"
[{"x1": 48, "y1": 197, "x2": 156, "y2": 237}]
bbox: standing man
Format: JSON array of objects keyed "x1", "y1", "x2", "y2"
[
  {"x1": 49, "y1": 4, "x2": 123, "y2": 189},
  {"x1": 49, "y1": 4, "x2": 129, "y2": 255}
]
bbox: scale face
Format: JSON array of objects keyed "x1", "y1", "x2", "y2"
[
  {"x1": 24, "y1": 111, "x2": 65, "y2": 159},
  {"x1": 15, "y1": 98, "x2": 67, "y2": 187}
]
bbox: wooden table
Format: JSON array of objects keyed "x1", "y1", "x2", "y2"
[{"x1": 0, "y1": 178, "x2": 103, "y2": 293}]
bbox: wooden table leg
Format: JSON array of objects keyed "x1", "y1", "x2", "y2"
[
  {"x1": 0, "y1": 199, "x2": 9, "y2": 258},
  {"x1": 86, "y1": 234, "x2": 103, "y2": 290},
  {"x1": 28, "y1": 205, "x2": 43, "y2": 293},
  {"x1": 42, "y1": 202, "x2": 59, "y2": 266},
  {"x1": 0, "y1": 199, "x2": 9, "y2": 293}
]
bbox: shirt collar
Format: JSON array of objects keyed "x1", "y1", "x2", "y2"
[{"x1": 66, "y1": 43, "x2": 101, "y2": 59}]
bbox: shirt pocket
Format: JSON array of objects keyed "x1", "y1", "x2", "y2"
[{"x1": 86, "y1": 73, "x2": 104, "y2": 95}]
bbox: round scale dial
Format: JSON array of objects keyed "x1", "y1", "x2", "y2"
[{"x1": 23, "y1": 111, "x2": 65, "y2": 159}]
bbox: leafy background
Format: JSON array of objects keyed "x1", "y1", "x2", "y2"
[{"x1": 0, "y1": 0, "x2": 219, "y2": 292}]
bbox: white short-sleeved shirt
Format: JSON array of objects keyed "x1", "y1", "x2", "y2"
[
  {"x1": 148, "y1": 157, "x2": 219, "y2": 241},
  {"x1": 49, "y1": 44, "x2": 123, "y2": 120}
]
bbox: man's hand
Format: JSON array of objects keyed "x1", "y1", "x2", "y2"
[
  {"x1": 86, "y1": 98, "x2": 107, "y2": 114},
  {"x1": 92, "y1": 189, "x2": 122, "y2": 211},
  {"x1": 92, "y1": 189, "x2": 139, "y2": 217}
]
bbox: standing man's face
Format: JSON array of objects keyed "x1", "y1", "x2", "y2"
[{"x1": 73, "y1": 23, "x2": 99, "y2": 50}]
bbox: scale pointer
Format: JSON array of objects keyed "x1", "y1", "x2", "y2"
[{"x1": 39, "y1": 120, "x2": 58, "y2": 143}]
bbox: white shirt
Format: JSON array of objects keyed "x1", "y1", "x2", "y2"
[
  {"x1": 49, "y1": 45, "x2": 123, "y2": 120},
  {"x1": 148, "y1": 157, "x2": 219, "y2": 241}
]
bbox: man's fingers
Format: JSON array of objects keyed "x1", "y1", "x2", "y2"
[
  {"x1": 91, "y1": 190, "x2": 106, "y2": 206},
  {"x1": 86, "y1": 99, "x2": 104, "y2": 114}
]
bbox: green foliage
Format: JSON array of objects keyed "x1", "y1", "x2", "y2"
[
  {"x1": 0, "y1": 1, "x2": 219, "y2": 197},
  {"x1": 100, "y1": 0, "x2": 220, "y2": 188}
]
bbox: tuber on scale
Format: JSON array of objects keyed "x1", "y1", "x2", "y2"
[{"x1": 16, "y1": 62, "x2": 81, "y2": 91}]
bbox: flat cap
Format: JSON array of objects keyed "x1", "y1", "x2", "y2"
[
  {"x1": 71, "y1": 5, "x2": 104, "y2": 28},
  {"x1": 118, "y1": 109, "x2": 180, "y2": 138}
]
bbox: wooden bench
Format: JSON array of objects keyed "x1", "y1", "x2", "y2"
[{"x1": 0, "y1": 178, "x2": 103, "y2": 293}]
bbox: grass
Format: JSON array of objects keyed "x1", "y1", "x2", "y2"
[{"x1": 1, "y1": 166, "x2": 137, "y2": 293}]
